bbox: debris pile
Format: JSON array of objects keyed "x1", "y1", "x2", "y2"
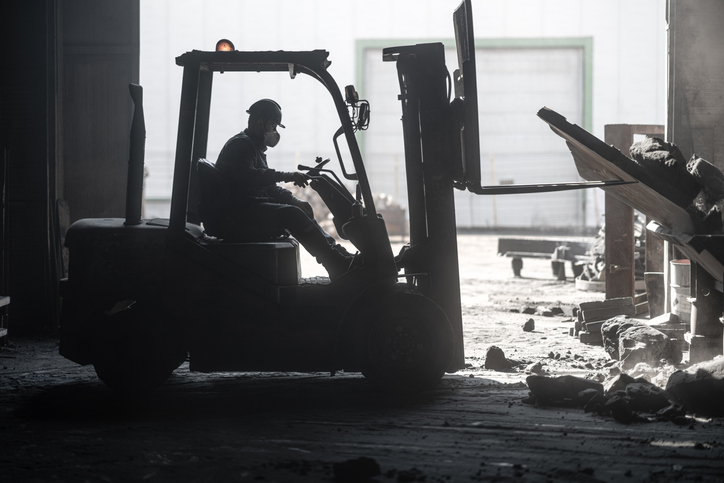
[
  {"x1": 522, "y1": 373, "x2": 694, "y2": 424},
  {"x1": 666, "y1": 357, "x2": 724, "y2": 417},
  {"x1": 630, "y1": 137, "x2": 724, "y2": 233}
]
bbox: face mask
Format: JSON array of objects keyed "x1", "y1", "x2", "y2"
[{"x1": 263, "y1": 130, "x2": 280, "y2": 148}]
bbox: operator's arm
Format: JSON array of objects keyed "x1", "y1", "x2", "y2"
[
  {"x1": 219, "y1": 137, "x2": 288, "y2": 189},
  {"x1": 220, "y1": 137, "x2": 310, "y2": 191}
]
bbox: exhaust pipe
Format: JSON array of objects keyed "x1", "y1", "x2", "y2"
[{"x1": 125, "y1": 83, "x2": 146, "y2": 226}]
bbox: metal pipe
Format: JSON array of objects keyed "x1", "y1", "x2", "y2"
[{"x1": 125, "y1": 83, "x2": 146, "y2": 226}]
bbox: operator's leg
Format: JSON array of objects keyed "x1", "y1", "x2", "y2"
[{"x1": 253, "y1": 203, "x2": 352, "y2": 279}]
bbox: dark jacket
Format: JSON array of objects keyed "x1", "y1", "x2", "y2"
[{"x1": 215, "y1": 128, "x2": 294, "y2": 208}]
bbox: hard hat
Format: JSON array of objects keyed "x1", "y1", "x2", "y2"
[{"x1": 246, "y1": 99, "x2": 285, "y2": 128}]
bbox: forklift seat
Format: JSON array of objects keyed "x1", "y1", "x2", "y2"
[
  {"x1": 196, "y1": 158, "x2": 229, "y2": 237},
  {"x1": 196, "y1": 158, "x2": 300, "y2": 285}
]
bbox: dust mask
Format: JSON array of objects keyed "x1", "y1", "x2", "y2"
[{"x1": 264, "y1": 130, "x2": 280, "y2": 148}]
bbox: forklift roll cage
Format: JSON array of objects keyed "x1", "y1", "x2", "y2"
[{"x1": 169, "y1": 49, "x2": 378, "y2": 244}]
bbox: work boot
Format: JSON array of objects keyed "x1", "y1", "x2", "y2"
[
  {"x1": 319, "y1": 248, "x2": 354, "y2": 280},
  {"x1": 332, "y1": 244, "x2": 354, "y2": 258}
]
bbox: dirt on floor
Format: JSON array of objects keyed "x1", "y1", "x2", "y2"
[{"x1": 1, "y1": 234, "x2": 723, "y2": 483}]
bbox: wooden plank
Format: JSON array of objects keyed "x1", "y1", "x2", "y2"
[
  {"x1": 579, "y1": 297, "x2": 633, "y2": 311},
  {"x1": 605, "y1": 191, "x2": 635, "y2": 299},
  {"x1": 635, "y1": 301, "x2": 649, "y2": 315},
  {"x1": 579, "y1": 330, "x2": 603, "y2": 344},
  {"x1": 581, "y1": 304, "x2": 636, "y2": 322},
  {"x1": 584, "y1": 320, "x2": 605, "y2": 333}
]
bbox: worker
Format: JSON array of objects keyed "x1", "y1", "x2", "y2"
[{"x1": 215, "y1": 98, "x2": 354, "y2": 279}]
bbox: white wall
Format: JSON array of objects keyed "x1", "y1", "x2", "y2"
[{"x1": 140, "y1": 0, "x2": 667, "y2": 228}]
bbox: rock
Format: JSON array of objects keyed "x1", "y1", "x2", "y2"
[
  {"x1": 484, "y1": 346, "x2": 511, "y2": 371},
  {"x1": 603, "y1": 374, "x2": 636, "y2": 396},
  {"x1": 397, "y1": 468, "x2": 425, "y2": 483},
  {"x1": 606, "y1": 395, "x2": 634, "y2": 424},
  {"x1": 688, "y1": 356, "x2": 724, "y2": 379},
  {"x1": 628, "y1": 362, "x2": 656, "y2": 380},
  {"x1": 656, "y1": 404, "x2": 686, "y2": 421},
  {"x1": 333, "y1": 457, "x2": 381, "y2": 481},
  {"x1": 526, "y1": 375, "x2": 603, "y2": 406},
  {"x1": 536, "y1": 306, "x2": 553, "y2": 317},
  {"x1": 666, "y1": 364, "x2": 724, "y2": 417},
  {"x1": 583, "y1": 393, "x2": 608, "y2": 414},
  {"x1": 521, "y1": 306, "x2": 536, "y2": 315},
  {"x1": 630, "y1": 137, "x2": 687, "y2": 168},
  {"x1": 526, "y1": 361, "x2": 544, "y2": 374},
  {"x1": 601, "y1": 316, "x2": 640, "y2": 360},
  {"x1": 687, "y1": 154, "x2": 724, "y2": 203},
  {"x1": 576, "y1": 388, "x2": 600, "y2": 406},
  {"x1": 625, "y1": 383, "x2": 669, "y2": 412},
  {"x1": 628, "y1": 137, "x2": 700, "y2": 202},
  {"x1": 522, "y1": 318, "x2": 535, "y2": 332},
  {"x1": 550, "y1": 307, "x2": 565, "y2": 316},
  {"x1": 618, "y1": 324, "x2": 682, "y2": 370}
]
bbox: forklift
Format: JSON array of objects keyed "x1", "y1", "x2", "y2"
[{"x1": 59, "y1": 0, "x2": 625, "y2": 393}]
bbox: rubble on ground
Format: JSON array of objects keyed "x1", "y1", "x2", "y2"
[
  {"x1": 332, "y1": 456, "x2": 381, "y2": 481},
  {"x1": 665, "y1": 357, "x2": 724, "y2": 417},
  {"x1": 484, "y1": 346, "x2": 513, "y2": 371},
  {"x1": 599, "y1": 316, "x2": 682, "y2": 369},
  {"x1": 524, "y1": 375, "x2": 603, "y2": 406}
]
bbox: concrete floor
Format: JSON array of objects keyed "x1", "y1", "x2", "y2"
[{"x1": 1, "y1": 235, "x2": 723, "y2": 482}]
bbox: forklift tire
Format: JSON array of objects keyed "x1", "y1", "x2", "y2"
[
  {"x1": 359, "y1": 291, "x2": 454, "y2": 393},
  {"x1": 92, "y1": 301, "x2": 187, "y2": 395}
]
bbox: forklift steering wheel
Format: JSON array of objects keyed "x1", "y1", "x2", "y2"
[
  {"x1": 298, "y1": 157, "x2": 331, "y2": 176},
  {"x1": 313, "y1": 157, "x2": 330, "y2": 170}
]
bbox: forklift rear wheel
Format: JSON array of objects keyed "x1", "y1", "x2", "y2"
[
  {"x1": 360, "y1": 292, "x2": 454, "y2": 393},
  {"x1": 92, "y1": 301, "x2": 187, "y2": 395}
]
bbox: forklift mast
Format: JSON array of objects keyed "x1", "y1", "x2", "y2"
[{"x1": 380, "y1": 0, "x2": 479, "y2": 369}]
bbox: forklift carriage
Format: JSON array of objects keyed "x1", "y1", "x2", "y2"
[{"x1": 59, "y1": 0, "x2": 626, "y2": 394}]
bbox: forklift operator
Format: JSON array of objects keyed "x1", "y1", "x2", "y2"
[{"x1": 215, "y1": 99, "x2": 354, "y2": 280}]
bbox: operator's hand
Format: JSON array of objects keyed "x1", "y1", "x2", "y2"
[
  {"x1": 290, "y1": 172, "x2": 310, "y2": 188},
  {"x1": 292, "y1": 198, "x2": 315, "y2": 219}
]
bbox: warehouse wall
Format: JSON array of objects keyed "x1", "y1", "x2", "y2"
[
  {"x1": 667, "y1": 0, "x2": 724, "y2": 169},
  {"x1": 141, "y1": 0, "x2": 667, "y2": 230}
]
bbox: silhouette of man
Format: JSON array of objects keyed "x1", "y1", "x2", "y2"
[{"x1": 215, "y1": 99, "x2": 352, "y2": 279}]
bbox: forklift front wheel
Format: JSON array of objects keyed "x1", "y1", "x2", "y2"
[
  {"x1": 92, "y1": 301, "x2": 187, "y2": 395},
  {"x1": 360, "y1": 292, "x2": 454, "y2": 393}
]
